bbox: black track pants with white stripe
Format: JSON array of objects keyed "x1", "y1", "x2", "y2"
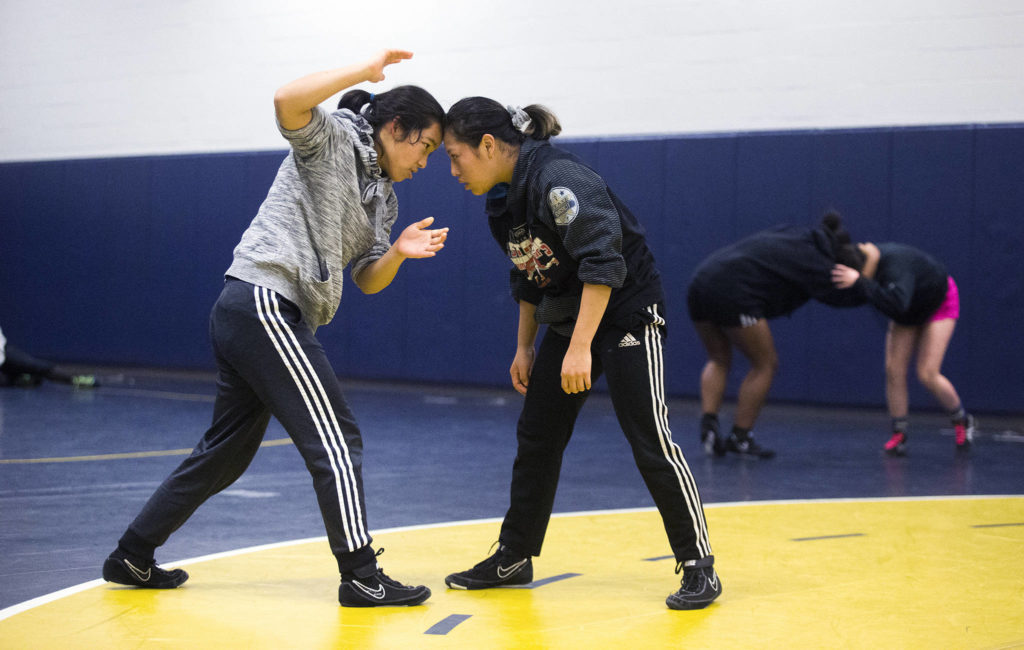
[
  {"x1": 126, "y1": 279, "x2": 372, "y2": 561},
  {"x1": 499, "y1": 306, "x2": 713, "y2": 562}
]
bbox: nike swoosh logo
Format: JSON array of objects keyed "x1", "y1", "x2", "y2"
[
  {"x1": 352, "y1": 580, "x2": 386, "y2": 600},
  {"x1": 496, "y1": 559, "x2": 528, "y2": 579},
  {"x1": 124, "y1": 559, "x2": 152, "y2": 583}
]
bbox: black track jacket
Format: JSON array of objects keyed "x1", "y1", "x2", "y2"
[{"x1": 485, "y1": 139, "x2": 664, "y2": 336}]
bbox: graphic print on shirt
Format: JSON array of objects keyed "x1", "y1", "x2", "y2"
[{"x1": 508, "y1": 224, "x2": 560, "y2": 288}]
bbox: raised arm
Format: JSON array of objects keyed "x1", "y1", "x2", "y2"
[{"x1": 273, "y1": 49, "x2": 413, "y2": 130}]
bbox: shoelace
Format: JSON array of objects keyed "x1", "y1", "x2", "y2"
[
  {"x1": 675, "y1": 561, "x2": 708, "y2": 593},
  {"x1": 681, "y1": 568, "x2": 708, "y2": 593},
  {"x1": 375, "y1": 572, "x2": 406, "y2": 588},
  {"x1": 369, "y1": 548, "x2": 402, "y2": 587},
  {"x1": 473, "y1": 541, "x2": 517, "y2": 570}
]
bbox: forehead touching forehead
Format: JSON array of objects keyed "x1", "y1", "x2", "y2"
[
  {"x1": 395, "y1": 117, "x2": 442, "y2": 141},
  {"x1": 443, "y1": 132, "x2": 474, "y2": 153},
  {"x1": 406, "y1": 121, "x2": 442, "y2": 150}
]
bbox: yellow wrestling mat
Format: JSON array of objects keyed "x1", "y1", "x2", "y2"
[{"x1": 2, "y1": 497, "x2": 1022, "y2": 649}]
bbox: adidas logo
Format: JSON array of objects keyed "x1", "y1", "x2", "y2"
[
  {"x1": 739, "y1": 314, "x2": 759, "y2": 328},
  {"x1": 618, "y1": 333, "x2": 641, "y2": 348}
]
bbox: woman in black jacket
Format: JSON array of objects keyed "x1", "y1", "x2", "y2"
[
  {"x1": 832, "y1": 243, "x2": 974, "y2": 455},
  {"x1": 441, "y1": 97, "x2": 719, "y2": 611},
  {"x1": 687, "y1": 214, "x2": 864, "y2": 459}
]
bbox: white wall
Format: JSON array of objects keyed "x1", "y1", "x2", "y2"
[{"x1": 2, "y1": 0, "x2": 1022, "y2": 162}]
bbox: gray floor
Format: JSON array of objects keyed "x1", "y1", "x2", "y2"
[{"x1": 1, "y1": 370, "x2": 1022, "y2": 610}]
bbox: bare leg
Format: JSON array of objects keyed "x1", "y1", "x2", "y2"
[
  {"x1": 727, "y1": 320, "x2": 779, "y2": 430},
  {"x1": 885, "y1": 322, "x2": 919, "y2": 420},
  {"x1": 916, "y1": 317, "x2": 973, "y2": 447},
  {"x1": 693, "y1": 321, "x2": 731, "y2": 416},
  {"x1": 915, "y1": 318, "x2": 961, "y2": 411},
  {"x1": 693, "y1": 320, "x2": 733, "y2": 455},
  {"x1": 881, "y1": 322, "x2": 919, "y2": 454}
]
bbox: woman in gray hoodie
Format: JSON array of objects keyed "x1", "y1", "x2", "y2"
[{"x1": 102, "y1": 49, "x2": 447, "y2": 607}]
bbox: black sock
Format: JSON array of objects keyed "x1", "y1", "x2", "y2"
[
  {"x1": 891, "y1": 417, "x2": 908, "y2": 434},
  {"x1": 948, "y1": 406, "x2": 966, "y2": 425},
  {"x1": 701, "y1": 413, "x2": 719, "y2": 432}
]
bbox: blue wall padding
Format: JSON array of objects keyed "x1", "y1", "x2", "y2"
[
  {"x1": 970, "y1": 126, "x2": 1024, "y2": 411},
  {"x1": 2, "y1": 124, "x2": 1022, "y2": 413}
]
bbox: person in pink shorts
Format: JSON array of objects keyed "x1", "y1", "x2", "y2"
[{"x1": 832, "y1": 243, "x2": 974, "y2": 455}]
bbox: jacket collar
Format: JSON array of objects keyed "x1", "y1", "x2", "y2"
[{"x1": 508, "y1": 138, "x2": 547, "y2": 215}]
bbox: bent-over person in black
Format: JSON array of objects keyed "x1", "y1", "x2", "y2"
[
  {"x1": 832, "y1": 241, "x2": 974, "y2": 455},
  {"x1": 687, "y1": 213, "x2": 865, "y2": 458}
]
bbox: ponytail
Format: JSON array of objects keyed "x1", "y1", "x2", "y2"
[
  {"x1": 446, "y1": 97, "x2": 561, "y2": 148},
  {"x1": 337, "y1": 88, "x2": 372, "y2": 113},
  {"x1": 522, "y1": 105, "x2": 562, "y2": 140}
]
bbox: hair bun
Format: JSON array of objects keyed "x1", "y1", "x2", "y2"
[{"x1": 822, "y1": 210, "x2": 842, "y2": 232}]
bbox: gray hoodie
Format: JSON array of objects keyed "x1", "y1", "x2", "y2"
[{"x1": 225, "y1": 106, "x2": 397, "y2": 329}]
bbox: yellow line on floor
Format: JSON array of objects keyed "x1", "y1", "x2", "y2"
[{"x1": 0, "y1": 438, "x2": 293, "y2": 464}]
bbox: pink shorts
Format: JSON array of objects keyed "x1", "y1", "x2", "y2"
[{"x1": 930, "y1": 276, "x2": 960, "y2": 321}]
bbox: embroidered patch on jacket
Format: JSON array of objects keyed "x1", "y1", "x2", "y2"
[{"x1": 548, "y1": 187, "x2": 580, "y2": 226}]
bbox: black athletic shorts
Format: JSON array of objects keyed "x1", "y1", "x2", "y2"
[{"x1": 687, "y1": 279, "x2": 764, "y2": 328}]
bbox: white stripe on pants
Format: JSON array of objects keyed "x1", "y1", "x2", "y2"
[{"x1": 254, "y1": 286, "x2": 369, "y2": 550}]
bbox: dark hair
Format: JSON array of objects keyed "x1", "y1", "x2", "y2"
[
  {"x1": 337, "y1": 85, "x2": 444, "y2": 143},
  {"x1": 821, "y1": 210, "x2": 866, "y2": 269},
  {"x1": 445, "y1": 96, "x2": 561, "y2": 147}
]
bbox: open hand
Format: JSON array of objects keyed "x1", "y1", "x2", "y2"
[
  {"x1": 831, "y1": 264, "x2": 860, "y2": 289},
  {"x1": 394, "y1": 217, "x2": 448, "y2": 259},
  {"x1": 366, "y1": 49, "x2": 414, "y2": 83}
]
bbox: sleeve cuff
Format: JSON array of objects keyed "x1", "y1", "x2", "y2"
[
  {"x1": 350, "y1": 242, "x2": 391, "y2": 278},
  {"x1": 577, "y1": 258, "x2": 627, "y2": 288}
]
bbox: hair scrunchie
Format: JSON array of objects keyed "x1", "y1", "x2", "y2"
[
  {"x1": 506, "y1": 105, "x2": 532, "y2": 134},
  {"x1": 359, "y1": 93, "x2": 376, "y2": 117}
]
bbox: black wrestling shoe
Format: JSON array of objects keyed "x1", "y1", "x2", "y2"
[
  {"x1": 666, "y1": 556, "x2": 721, "y2": 610},
  {"x1": 103, "y1": 552, "x2": 189, "y2": 589},
  {"x1": 725, "y1": 433, "x2": 775, "y2": 459},
  {"x1": 701, "y1": 418, "x2": 727, "y2": 457},
  {"x1": 445, "y1": 545, "x2": 533, "y2": 590},
  {"x1": 339, "y1": 557, "x2": 430, "y2": 607}
]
